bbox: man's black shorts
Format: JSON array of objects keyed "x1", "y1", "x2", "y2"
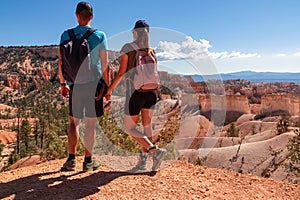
[
  {"x1": 69, "y1": 82, "x2": 103, "y2": 119},
  {"x1": 125, "y1": 90, "x2": 157, "y2": 116}
]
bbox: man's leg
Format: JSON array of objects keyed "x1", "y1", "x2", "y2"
[
  {"x1": 82, "y1": 117, "x2": 101, "y2": 172},
  {"x1": 83, "y1": 117, "x2": 97, "y2": 157},
  {"x1": 61, "y1": 116, "x2": 80, "y2": 171},
  {"x1": 68, "y1": 116, "x2": 81, "y2": 154}
]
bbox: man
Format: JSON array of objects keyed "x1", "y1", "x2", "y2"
[{"x1": 58, "y1": 2, "x2": 109, "y2": 172}]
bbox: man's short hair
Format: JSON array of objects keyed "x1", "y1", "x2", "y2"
[{"x1": 76, "y1": 2, "x2": 93, "y2": 15}]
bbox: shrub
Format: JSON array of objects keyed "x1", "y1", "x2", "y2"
[
  {"x1": 226, "y1": 123, "x2": 239, "y2": 137},
  {"x1": 8, "y1": 151, "x2": 21, "y2": 165},
  {"x1": 262, "y1": 146, "x2": 283, "y2": 178},
  {"x1": 276, "y1": 117, "x2": 288, "y2": 135},
  {"x1": 251, "y1": 124, "x2": 257, "y2": 135},
  {"x1": 40, "y1": 135, "x2": 67, "y2": 161},
  {"x1": 295, "y1": 120, "x2": 300, "y2": 128},
  {"x1": 40, "y1": 130, "x2": 84, "y2": 161},
  {"x1": 97, "y1": 113, "x2": 140, "y2": 155},
  {"x1": 284, "y1": 129, "x2": 300, "y2": 182},
  {"x1": 194, "y1": 157, "x2": 202, "y2": 166},
  {"x1": 0, "y1": 140, "x2": 4, "y2": 156}
]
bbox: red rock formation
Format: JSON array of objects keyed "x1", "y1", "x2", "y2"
[
  {"x1": 261, "y1": 94, "x2": 300, "y2": 116},
  {"x1": 6, "y1": 74, "x2": 20, "y2": 89},
  {"x1": 182, "y1": 94, "x2": 250, "y2": 114}
]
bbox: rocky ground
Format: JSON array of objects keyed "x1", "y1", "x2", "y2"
[
  {"x1": 0, "y1": 157, "x2": 299, "y2": 200},
  {"x1": 1, "y1": 100, "x2": 300, "y2": 199}
]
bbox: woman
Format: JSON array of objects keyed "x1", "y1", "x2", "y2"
[{"x1": 106, "y1": 20, "x2": 165, "y2": 172}]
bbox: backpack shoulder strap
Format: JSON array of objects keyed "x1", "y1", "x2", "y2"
[
  {"x1": 67, "y1": 28, "x2": 96, "y2": 41},
  {"x1": 67, "y1": 29, "x2": 76, "y2": 41},
  {"x1": 129, "y1": 42, "x2": 140, "y2": 51},
  {"x1": 130, "y1": 42, "x2": 155, "y2": 56},
  {"x1": 148, "y1": 48, "x2": 157, "y2": 61},
  {"x1": 83, "y1": 28, "x2": 96, "y2": 39}
]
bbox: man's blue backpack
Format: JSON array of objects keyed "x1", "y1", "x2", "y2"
[{"x1": 60, "y1": 28, "x2": 96, "y2": 83}]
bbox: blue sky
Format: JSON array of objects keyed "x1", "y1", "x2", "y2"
[{"x1": 1, "y1": 0, "x2": 300, "y2": 74}]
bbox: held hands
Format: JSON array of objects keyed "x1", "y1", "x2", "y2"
[
  {"x1": 60, "y1": 85, "x2": 70, "y2": 98},
  {"x1": 105, "y1": 88, "x2": 112, "y2": 101},
  {"x1": 103, "y1": 88, "x2": 112, "y2": 111}
]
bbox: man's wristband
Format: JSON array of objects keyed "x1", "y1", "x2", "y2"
[{"x1": 60, "y1": 83, "x2": 66, "y2": 86}]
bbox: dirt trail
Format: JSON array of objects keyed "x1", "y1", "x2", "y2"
[{"x1": 0, "y1": 157, "x2": 299, "y2": 200}]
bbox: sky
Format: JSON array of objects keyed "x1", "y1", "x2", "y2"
[{"x1": 1, "y1": 0, "x2": 300, "y2": 75}]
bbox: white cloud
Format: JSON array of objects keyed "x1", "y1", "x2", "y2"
[
  {"x1": 227, "y1": 51, "x2": 260, "y2": 59},
  {"x1": 294, "y1": 51, "x2": 300, "y2": 56},
  {"x1": 155, "y1": 36, "x2": 260, "y2": 61},
  {"x1": 208, "y1": 51, "x2": 229, "y2": 59},
  {"x1": 276, "y1": 53, "x2": 287, "y2": 57},
  {"x1": 155, "y1": 37, "x2": 211, "y2": 60}
]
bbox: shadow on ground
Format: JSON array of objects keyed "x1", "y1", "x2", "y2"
[{"x1": 0, "y1": 170, "x2": 156, "y2": 199}]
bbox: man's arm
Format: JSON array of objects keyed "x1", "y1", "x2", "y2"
[
  {"x1": 58, "y1": 49, "x2": 65, "y2": 83},
  {"x1": 58, "y1": 48, "x2": 69, "y2": 97}
]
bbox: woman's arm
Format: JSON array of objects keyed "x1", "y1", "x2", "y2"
[
  {"x1": 106, "y1": 53, "x2": 128, "y2": 96},
  {"x1": 100, "y1": 50, "x2": 109, "y2": 85}
]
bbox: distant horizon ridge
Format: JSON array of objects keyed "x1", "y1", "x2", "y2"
[
  {"x1": 189, "y1": 70, "x2": 300, "y2": 84},
  {"x1": 189, "y1": 70, "x2": 300, "y2": 75}
]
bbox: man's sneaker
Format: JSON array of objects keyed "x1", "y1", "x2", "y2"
[
  {"x1": 152, "y1": 148, "x2": 166, "y2": 171},
  {"x1": 83, "y1": 159, "x2": 101, "y2": 172},
  {"x1": 129, "y1": 153, "x2": 148, "y2": 172},
  {"x1": 61, "y1": 159, "x2": 76, "y2": 171}
]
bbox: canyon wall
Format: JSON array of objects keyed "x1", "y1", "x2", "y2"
[
  {"x1": 182, "y1": 94, "x2": 251, "y2": 114},
  {"x1": 182, "y1": 94, "x2": 300, "y2": 117},
  {"x1": 261, "y1": 94, "x2": 300, "y2": 116}
]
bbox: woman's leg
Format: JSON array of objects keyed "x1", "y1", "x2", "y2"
[
  {"x1": 124, "y1": 114, "x2": 154, "y2": 151},
  {"x1": 141, "y1": 108, "x2": 155, "y2": 153}
]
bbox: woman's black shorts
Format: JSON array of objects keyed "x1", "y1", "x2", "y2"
[{"x1": 125, "y1": 90, "x2": 157, "y2": 116}]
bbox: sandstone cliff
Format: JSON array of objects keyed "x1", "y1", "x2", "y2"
[{"x1": 261, "y1": 94, "x2": 300, "y2": 116}]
